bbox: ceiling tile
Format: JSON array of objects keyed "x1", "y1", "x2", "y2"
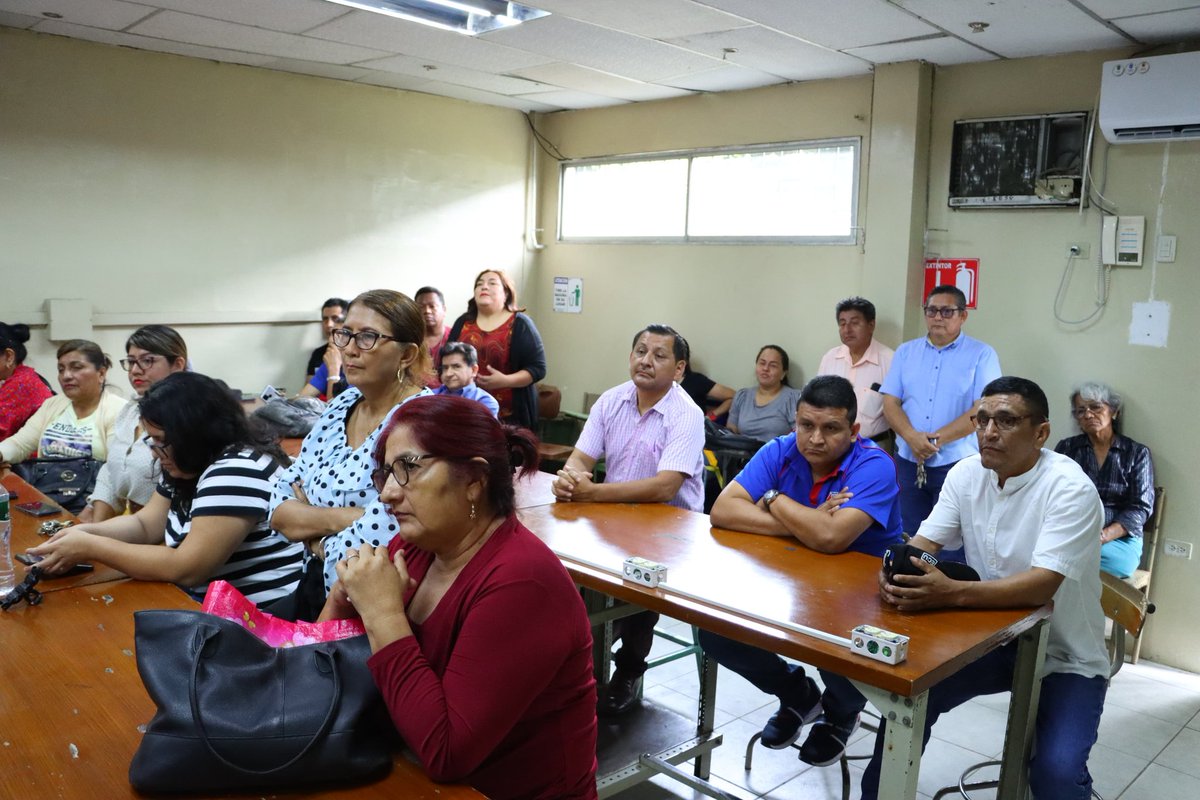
[
  {"x1": 0, "y1": 0, "x2": 153, "y2": 30},
  {"x1": 0, "y1": 10, "x2": 40, "y2": 28},
  {"x1": 483, "y1": 14, "x2": 723, "y2": 81},
  {"x1": 353, "y1": 71, "x2": 435, "y2": 91},
  {"x1": 847, "y1": 34, "x2": 997, "y2": 66},
  {"x1": 1079, "y1": 1, "x2": 1199, "y2": 16},
  {"x1": 894, "y1": 0, "x2": 1134, "y2": 58},
  {"x1": 513, "y1": 88, "x2": 628, "y2": 109},
  {"x1": 1112, "y1": 7, "x2": 1200, "y2": 41},
  {"x1": 405, "y1": 80, "x2": 563, "y2": 111},
  {"x1": 529, "y1": 0, "x2": 753, "y2": 39},
  {"x1": 701, "y1": 0, "x2": 940, "y2": 49},
  {"x1": 256, "y1": 57, "x2": 374, "y2": 82},
  {"x1": 665, "y1": 26, "x2": 871, "y2": 82},
  {"x1": 34, "y1": 18, "x2": 277, "y2": 66},
  {"x1": 305, "y1": 10, "x2": 555, "y2": 72},
  {"x1": 356, "y1": 53, "x2": 552, "y2": 94},
  {"x1": 510, "y1": 62, "x2": 693, "y2": 102},
  {"x1": 128, "y1": 10, "x2": 391, "y2": 64},
  {"x1": 659, "y1": 63, "x2": 784, "y2": 93},
  {"x1": 143, "y1": 0, "x2": 349, "y2": 34}
]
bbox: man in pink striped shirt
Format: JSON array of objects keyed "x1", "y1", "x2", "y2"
[{"x1": 553, "y1": 323, "x2": 705, "y2": 716}]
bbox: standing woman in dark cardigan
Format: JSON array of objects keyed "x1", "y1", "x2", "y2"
[{"x1": 448, "y1": 269, "x2": 546, "y2": 431}]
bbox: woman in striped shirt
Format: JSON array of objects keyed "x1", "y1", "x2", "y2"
[{"x1": 31, "y1": 372, "x2": 304, "y2": 614}]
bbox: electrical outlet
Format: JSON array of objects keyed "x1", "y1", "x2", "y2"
[
  {"x1": 1163, "y1": 539, "x2": 1193, "y2": 560},
  {"x1": 1067, "y1": 243, "x2": 1090, "y2": 259}
]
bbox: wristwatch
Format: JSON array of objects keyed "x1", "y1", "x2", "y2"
[{"x1": 761, "y1": 489, "x2": 780, "y2": 511}]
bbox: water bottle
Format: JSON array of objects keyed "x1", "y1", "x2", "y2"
[{"x1": 0, "y1": 482, "x2": 15, "y2": 595}]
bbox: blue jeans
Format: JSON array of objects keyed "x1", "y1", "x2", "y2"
[
  {"x1": 1101, "y1": 536, "x2": 1143, "y2": 579},
  {"x1": 859, "y1": 642, "x2": 1108, "y2": 800},
  {"x1": 895, "y1": 457, "x2": 964, "y2": 561},
  {"x1": 697, "y1": 630, "x2": 865, "y2": 722}
]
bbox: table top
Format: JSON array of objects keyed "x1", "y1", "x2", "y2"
[
  {"x1": 513, "y1": 468, "x2": 557, "y2": 509},
  {"x1": 517, "y1": 500, "x2": 1050, "y2": 697},
  {"x1": 3, "y1": 473, "x2": 127, "y2": 592},
  {"x1": 0, "y1": 575, "x2": 482, "y2": 799}
]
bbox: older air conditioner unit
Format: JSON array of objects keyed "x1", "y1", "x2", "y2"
[{"x1": 1100, "y1": 51, "x2": 1200, "y2": 143}]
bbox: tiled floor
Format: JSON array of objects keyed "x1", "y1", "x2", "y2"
[{"x1": 610, "y1": 619, "x2": 1200, "y2": 799}]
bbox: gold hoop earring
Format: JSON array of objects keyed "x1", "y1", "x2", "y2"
[{"x1": 396, "y1": 368, "x2": 408, "y2": 389}]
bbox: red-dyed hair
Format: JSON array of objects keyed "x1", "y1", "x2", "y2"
[{"x1": 374, "y1": 395, "x2": 540, "y2": 517}]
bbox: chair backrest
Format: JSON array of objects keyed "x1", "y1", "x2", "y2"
[
  {"x1": 1100, "y1": 570, "x2": 1154, "y2": 678},
  {"x1": 1137, "y1": 486, "x2": 1166, "y2": 574}
]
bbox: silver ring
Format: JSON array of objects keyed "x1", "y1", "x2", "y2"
[{"x1": 346, "y1": 554, "x2": 360, "y2": 561}]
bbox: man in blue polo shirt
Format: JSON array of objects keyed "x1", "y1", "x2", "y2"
[
  {"x1": 881, "y1": 284, "x2": 1001, "y2": 538},
  {"x1": 699, "y1": 375, "x2": 902, "y2": 767},
  {"x1": 433, "y1": 341, "x2": 499, "y2": 417}
]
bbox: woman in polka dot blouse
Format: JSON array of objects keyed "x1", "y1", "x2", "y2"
[{"x1": 269, "y1": 289, "x2": 431, "y2": 593}]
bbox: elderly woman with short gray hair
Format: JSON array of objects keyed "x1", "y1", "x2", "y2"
[{"x1": 1054, "y1": 381, "x2": 1155, "y2": 578}]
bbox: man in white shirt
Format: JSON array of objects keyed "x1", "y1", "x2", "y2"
[
  {"x1": 817, "y1": 296, "x2": 894, "y2": 441},
  {"x1": 860, "y1": 376, "x2": 1109, "y2": 800}
]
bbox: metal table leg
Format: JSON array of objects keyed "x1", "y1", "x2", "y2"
[
  {"x1": 997, "y1": 620, "x2": 1049, "y2": 800},
  {"x1": 853, "y1": 683, "x2": 928, "y2": 800}
]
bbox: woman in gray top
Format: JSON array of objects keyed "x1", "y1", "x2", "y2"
[{"x1": 727, "y1": 345, "x2": 802, "y2": 442}]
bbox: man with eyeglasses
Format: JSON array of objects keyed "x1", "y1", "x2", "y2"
[
  {"x1": 880, "y1": 284, "x2": 1001, "y2": 540},
  {"x1": 300, "y1": 297, "x2": 348, "y2": 400},
  {"x1": 861, "y1": 376, "x2": 1108, "y2": 800}
]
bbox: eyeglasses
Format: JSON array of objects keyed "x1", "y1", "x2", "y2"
[
  {"x1": 1070, "y1": 404, "x2": 1109, "y2": 418},
  {"x1": 141, "y1": 434, "x2": 171, "y2": 457},
  {"x1": 923, "y1": 305, "x2": 963, "y2": 319},
  {"x1": 120, "y1": 355, "x2": 164, "y2": 372},
  {"x1": 330, "y1": 328, "x2": 403, "y2": 351},
  {"x1": 371, "y1": 454, "x2": 438, "y2": 492},
  {"x1": 970, "y1": 413, "x2": 1035, "y2": 432}
]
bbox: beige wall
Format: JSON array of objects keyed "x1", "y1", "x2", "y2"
[
  {"x1": 530, "y1": 51, "x2": 1199, "y2": 671},
  {"x1": 530, "y1": 77, "x2": 876, "y2": 403},
  {"x1": 0, "y1": 27, "x2": 533, "y2": 394}
]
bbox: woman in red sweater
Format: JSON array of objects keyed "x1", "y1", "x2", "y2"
[{"x1": 320, "y1": 395, "x2": 597, "y2": 800}]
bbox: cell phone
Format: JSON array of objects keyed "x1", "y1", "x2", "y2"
[
  {"x1": 14, "y1": 553, "x2": 94, "y2": 577},
  {"x1": 15, "y1": 501, "x2": 62, "y2": 517}
]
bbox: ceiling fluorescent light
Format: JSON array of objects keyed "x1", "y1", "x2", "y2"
[{"x1": 323, "y1": 0, "x2": 548, "y2": 35}]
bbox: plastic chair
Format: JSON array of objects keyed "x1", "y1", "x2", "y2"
[{"x1": 931, "y1": 570, "x2": 1154, "y2": 800}]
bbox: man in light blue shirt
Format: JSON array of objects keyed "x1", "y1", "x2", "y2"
[
  {"x1": 880, "y1": 285, "x2": 1001, "y2": 536},
  {"x1": 433, "y1": 342, "x2": 499, "y2": 417}
]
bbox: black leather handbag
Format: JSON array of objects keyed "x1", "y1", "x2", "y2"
[
  {"x1": 129, "y1": 609, "x2": 392, "y2": 793},
  {"x1": 15, "y1": 456, "x2": 102, "y2": 513}
]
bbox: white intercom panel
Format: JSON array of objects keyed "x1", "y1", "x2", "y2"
[{"x1": 1101, "y1": 215, "x2": 1145, "y2": 266}]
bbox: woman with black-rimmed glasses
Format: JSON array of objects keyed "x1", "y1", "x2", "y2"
[
  {"x1": 79, "y1": 325, "x2": 189, "y2": 523},
  {"x1": 318, "y1": 395, "x2": 597, "y2": 799},
  {"x1": 268, "y1": 289, "x2": 432, "y2": 603},
  {"x1": 31, "y1": 372, "x2": 304, "y2": 614}
]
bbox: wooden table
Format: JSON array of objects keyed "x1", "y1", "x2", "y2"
[
  {"x1": 0, "y1": 577, "x2": 483, "y2": 799},
  {"x1": 518, "y1": 501, "x2": 1051, "y2": 800},
  {"x1": 513, "y1": 468, "x2": 556, "y2": 510},
  {"x1": 2, "y1": 472, "x2": 483, "y2": 800},
  {"x1": 3, "y1": 473, "x2": 127, "y2": 592}
]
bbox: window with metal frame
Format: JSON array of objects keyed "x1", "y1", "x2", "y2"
[{"x1": 558, "y1": 138, "x2": 860, "y2": 244}]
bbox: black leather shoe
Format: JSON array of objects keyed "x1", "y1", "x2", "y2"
[{"x1": 597, "y1": 670, "x2": 643, "y2": 717}]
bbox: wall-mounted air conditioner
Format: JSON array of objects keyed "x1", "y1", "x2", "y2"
[{"x1": 1100, "y1": 51, "x2": 1200, "y2": 144}]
